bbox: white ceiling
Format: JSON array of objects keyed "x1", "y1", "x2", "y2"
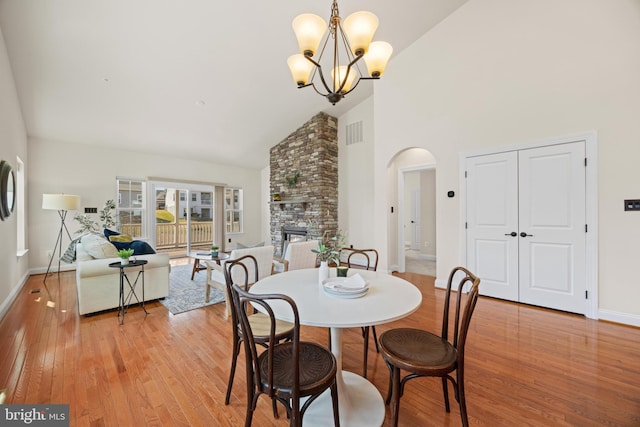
[{"x1": 0, "y1": 0, "x2": 467, "y2": 169}]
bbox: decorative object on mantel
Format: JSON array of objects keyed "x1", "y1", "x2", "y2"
[
  {"x1": 285, "y1": 171, "x2": 301, "y2": 188},
  {"x1": 43, "y1": 193, "x2": 81, "y2": 282},
  {"x1": 272, "y1": 193, "x2": 282, "y2": 201},
  {"x1": 287, "y1": 0, "x2": 393, "y2": 105}
]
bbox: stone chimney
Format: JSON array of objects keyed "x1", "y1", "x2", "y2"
[{"x1": 269, "y1": 112, "x2": 338, "y2": 254}]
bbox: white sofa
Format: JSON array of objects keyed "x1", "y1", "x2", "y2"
[{"x1": 75, "y1": 241, "x2": 170, "y2": 315}]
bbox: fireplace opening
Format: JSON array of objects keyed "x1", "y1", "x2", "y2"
[{"x1": 281, "y1": 226, "x2": 308, "y2": 256}]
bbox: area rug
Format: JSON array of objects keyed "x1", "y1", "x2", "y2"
[{"x1": 160, "y1": 264, "x2": 226, "y2": 315}]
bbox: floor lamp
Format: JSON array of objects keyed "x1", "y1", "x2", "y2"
[{"x1": 43, "y1": 193, "x2": 80, "y2": 283}]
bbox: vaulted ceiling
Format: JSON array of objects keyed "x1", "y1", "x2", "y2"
[{"x1": 0, "y1": 0, "x2": 467, "y2": 168}]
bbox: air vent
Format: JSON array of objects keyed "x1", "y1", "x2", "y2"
[{"x1": 346, "y1": 121, "x2": 363, "y2": 146}]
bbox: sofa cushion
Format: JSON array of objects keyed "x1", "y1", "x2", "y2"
[
  {"x1": 104, "y1": 228, "x2": 120, "y2": 239},
  {"x1": 81, "y1": 233, "x2": 119, "y2": 259}
]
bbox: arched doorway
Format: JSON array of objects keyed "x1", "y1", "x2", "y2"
[{"x1": 387, "y1": 148, "x2": 437, "y2": 276}]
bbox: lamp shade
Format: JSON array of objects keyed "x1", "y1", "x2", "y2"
[
  {"x1": 287, "y1": 54, "x2": 315, "y2": 86},
  {"x1": 332, "y1": 65, "x2": 357, "y2": 93},
  {"x1": 343, "y1": 11, "x2": 378, "y2": 56},
  {"x1": 42, "y1": 194, "x2": 80, "y2": 211},
  {"x1": 363, "y1": 41, "x2": 393, "y2": 77},
  {"x1": 292, "y1": 13, "x2": 327, "y2": 57}
]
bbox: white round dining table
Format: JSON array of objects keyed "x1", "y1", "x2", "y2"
[{"x1": 250, "y1": 268, "x2": 422, "y2": 427}]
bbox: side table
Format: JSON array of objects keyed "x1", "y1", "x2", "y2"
[
  {"x1": 108, "y1": 259, "x2": 149, "y2": 324},
  {"x1": 188, "y1": 251, "x2": 230, "y2": 280}
]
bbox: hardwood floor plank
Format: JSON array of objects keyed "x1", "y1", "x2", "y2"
[{"x1": 1, "y1": 269, "x2": 639, "y2": 426}]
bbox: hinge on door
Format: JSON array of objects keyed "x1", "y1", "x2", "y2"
[
  {"x1": 465, "y1": 222, "x2": 468, "y2": 229},
  {"x1": 585, "y1": 290, "x2": 588, "y2": 299},
  {"x1": 585, "y1": 157, "x2": 587, "y2": 167},
  {"x1": 585, "y1": 224, "x2": 588, "y2": 233},
  {"x1": 465, "y1": 171, "x2": 468, "y2": 178}
]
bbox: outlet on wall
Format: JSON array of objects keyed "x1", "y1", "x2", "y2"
[
  {"x1": 424, "y1": 241, "x2": 430, "y2": 248},
  {"x1": 46, "y1": 250, "x2": 53, "y2": 261}
]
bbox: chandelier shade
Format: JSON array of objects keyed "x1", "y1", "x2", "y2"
[
  {"x1": 291, "y1": 13, "x2": 327, "y2": 57},
  {"x1": 342, "y1": 11, "x2": 378, "y2": 56},
  {"x1": 363, "y1": 41, "x2": 394, "y2": 77},
  {"x1": 287, "y1": 0, "x2": 392, "y2": 105}
]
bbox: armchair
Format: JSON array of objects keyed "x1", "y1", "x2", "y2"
[
  {"x1": 273, "y1": 240, "x2": 319, "y2": 273},
  {"x1": 205, "y1": 245, "x2": 276, "y2": 317}
]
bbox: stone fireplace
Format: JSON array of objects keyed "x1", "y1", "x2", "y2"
[{"x1": 270, "y1": 112, "x2": 338, "y2": 255}]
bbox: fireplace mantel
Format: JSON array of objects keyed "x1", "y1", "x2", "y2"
[{"x1": 270, "y1": 199, "x2": 309, "y2": 209}]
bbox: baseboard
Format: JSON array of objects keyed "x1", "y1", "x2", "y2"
[
  {"x1": 30, "y1": 263, "x2": 77, "y2": 275},
  {"x1": 0, "y1": 270, "x2": 30, "y2": 321},
  {"x1": 598, "y1": 308, "x2": 640, "y2": 328}
]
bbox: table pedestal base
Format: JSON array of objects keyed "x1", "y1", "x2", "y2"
[{"x1": 301, "y1": 371, "x2": 384, "y2": 426}]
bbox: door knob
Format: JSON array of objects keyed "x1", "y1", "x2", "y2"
[
  {"x1": 520, "y1": 232, "x2": 533, "y2": 237},
  {"x1": 504, "y1": 232, "x2": 517, "y2": 237}
]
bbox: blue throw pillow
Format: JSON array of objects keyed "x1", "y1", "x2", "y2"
[
  {"x1": 129, "y1": 240, "x2": 156, "y2": 255},
  {"x1": 104, "y1": 228, "x2": 121, "y2": 239}
]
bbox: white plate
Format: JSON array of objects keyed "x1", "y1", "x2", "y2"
[
  {"x1": 322, "y1": 277, "x2": 370, "y2": 294},
  {"x1": 323, "y1": 286, "x2": 369, "y2": 299}
]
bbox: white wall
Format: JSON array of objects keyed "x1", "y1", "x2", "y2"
[
  {"x1": 366, "y1": 0, "x2": 640, "y2": 321},
  {"x1": 0, "y1": 24, "x2": 29, "y2": 317},
  {"x1": 337, "y1": 96, "x2": 375, "y2": 248},
  {"x1": 420, "y1": 170, "x2": 436, "y2": 258},
  {"x1": 28, "y1": 138, "x2": 263, "y2": 271}
]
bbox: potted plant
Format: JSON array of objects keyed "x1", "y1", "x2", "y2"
[
  {"x1": 118, "y1": 248, "x2": 134, "y2": 265},
  {"x1": 311, "y1": 230, "x2": 346, "y2": 284},
  {"x1": 211, "y1": 245, "x2": 220, "y2": 257}
]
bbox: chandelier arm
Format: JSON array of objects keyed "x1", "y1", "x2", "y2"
[{"x1": 303, "y1": 55, "x2": 332, "y2": 96}]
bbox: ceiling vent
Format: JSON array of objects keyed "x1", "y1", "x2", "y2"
[{"x1": 346, "y1": 121, "x2": 364, "y2": 146}]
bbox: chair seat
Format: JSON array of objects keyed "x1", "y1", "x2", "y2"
[
  {"x1": 247, "y1": 312, "x2": 294, "y2": 340},
  {"x1": 379, "y1": 328, "x2": 457, "y2": 376},
  {"x1": 258, "y1": 341, "x2": 337, "y2": 396}
]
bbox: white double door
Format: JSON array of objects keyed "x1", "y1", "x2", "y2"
[{"x1": 465, "y1": 142, "x2": 586, "y2": 314}]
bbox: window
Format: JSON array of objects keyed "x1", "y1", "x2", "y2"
[
  {"x1": 191, "y1": 193, "x2": 197, "y2": 202},
  {"x1": 225, "y1": 187, "x2": 243, "y2": 234},
  {"x1": 117, "y1": 178, "x2": 146, "y2": 238},
  {"x1": 201, "y1": 192, "x2": 212, "y2": 205}
]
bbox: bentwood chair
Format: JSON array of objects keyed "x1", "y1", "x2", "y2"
[
  {"x1": 222, "y1": 255, "x2": 294, "y2": 410},
  {"x1": 230, "y1": 283, "x2": 340, "y2": 427},
  {"x1": 379, "y1": 266, "x2": 481, "y2": 427},
  {"x1": 338, "y1": 247, "x2": 379, "y2": 379}
]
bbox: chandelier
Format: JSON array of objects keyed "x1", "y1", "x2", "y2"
[{"x1": 287, "y1": 0, "x2": 393, "y2": 105}]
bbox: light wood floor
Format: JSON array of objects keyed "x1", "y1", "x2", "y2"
[{"x1": 1, "y1": 269, "x2": 639, "y2": 426}]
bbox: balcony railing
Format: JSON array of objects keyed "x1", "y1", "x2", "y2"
[{"x1": 121, "y1": 221, "x2": 214, "y2": 249}]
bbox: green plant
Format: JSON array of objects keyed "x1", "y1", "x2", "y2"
[
  {"x1": 99, "y1": 199, "x2": 116, "y2": 229},
  {"x1": 285, "y1": 171, "x2": 300, "y2": 188},
  {"x1": 211, "y1": 245, "x2": 220, "y2": 251},
  {"x1": 117, "y1": 248, "x2": 134, "y2": 259},
  {"x1": 311, "y1": 229, "x2": 346, "y2": 264}
]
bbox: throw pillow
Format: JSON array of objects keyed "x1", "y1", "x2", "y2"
[
  {"x1": 109, "y1": 234, "x2": 133, "y2": 243},
  {"x1": 81, "y1": 233, "x2": 119, "y2": 259},
  {"x1": 103, "y1": 228, "x2": 121, "y2": 239}
]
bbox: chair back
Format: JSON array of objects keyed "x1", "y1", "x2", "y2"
[
  {"x1": 340, "y1": 248, "x2": 379, "y2": 271},
  {"x1": 223, "y1": 255, "x2": 259, "y2": 332},
  {"x1": 229, "y1": 284, "x2": 302, "y2": 403},
  {"x1": 442, "y1": 266, "x2": 481, "y2": 364},
  {"x1": 284, "y1": 240, "x2": 319, "y2": 270},
  {"x1": 227, "y1": 245, "x2": 275, "y2": 283}
]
